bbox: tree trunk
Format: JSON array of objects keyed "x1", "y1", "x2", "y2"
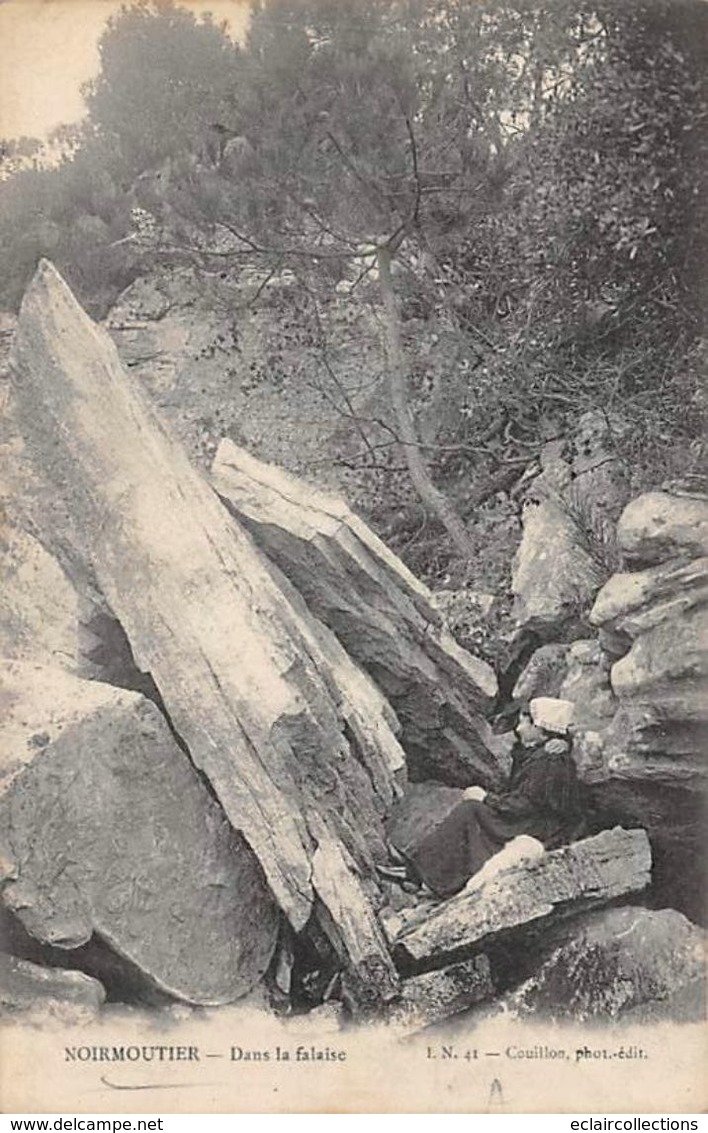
[{"x1": 376, "y1": 245, "x2": 476, "y2": 560}]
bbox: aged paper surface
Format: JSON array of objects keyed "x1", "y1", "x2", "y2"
[
  {"x1": 1, "y1": 1011, "x2": 707, "y2": 1113},
  {"x1": 1, "y1": 0, "x2": 706, "y2": 1115}
]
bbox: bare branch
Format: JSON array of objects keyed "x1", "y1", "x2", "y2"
[
  {"x1": 285, "y1": 191, "x2": 359, "y2": 251},
  {"x1": 242, "y1": 261, "x2": 283, "y2": 308},
  {"x1": 347, "y1": 257, "x2": 377, "y2": 294},
  {"x1": 164, "y1": 220, "x2": 359, "y2": 262}
]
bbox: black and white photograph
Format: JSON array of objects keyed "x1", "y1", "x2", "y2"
[{"x1": 0, "y1": 0, "x2": 706, "y2": 1115}]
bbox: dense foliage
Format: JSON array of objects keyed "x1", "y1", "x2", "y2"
[{"x1": 1, "y1": 0, "x2": 705, "y2": 569}]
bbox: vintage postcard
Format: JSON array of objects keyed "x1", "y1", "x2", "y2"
[{"x1": 0, "y1": 0, "x2": 706, "y2": 1115}]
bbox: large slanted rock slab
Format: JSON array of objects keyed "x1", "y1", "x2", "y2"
[
  {"x1": 393, "y1": 828, "x2": 651, "y2": 971},
  {"x1": 0, "y1": 954, "x2": 106, "y2": 1025},
  {"x1": 212, "y1": 439, "x2": 500, "y2": 787},
  {"x1": 505, "y1": 906, "x2": 706, "y2": 1023},
  {"x1": 0, "y1": 660, "x2": 279, "y2": 1005},
  {"x1": 10, "y1": 261, "x2": 403, "y2": 1005},
  {"x1": 309, "y1": 820, "x2": 397, "y2": 1016}
]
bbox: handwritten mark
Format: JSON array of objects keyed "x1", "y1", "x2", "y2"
[
  {"x1": 487, "y1": 1077, "x2": 506, "y2": 1113},
  {"x1": 100, "y1": 1076, "x2": 212, "y2": 1092}
]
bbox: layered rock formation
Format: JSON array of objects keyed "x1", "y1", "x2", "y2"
[
  {"x1": 1, "y1": 261, "x2": 704, "y2": 1033},
  {"x1": 517, "y1": 487, "x2": 708, "y2": 923},
  {"x1": 212, "y1": 439, "x2": 500, "y2": 786}
]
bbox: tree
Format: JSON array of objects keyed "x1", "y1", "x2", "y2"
[
  {"x1": 0, "y1": 1, "x2": 240, "y2": 313},
  {"x1": 176, "y1": 0, "x2": 522, "y2": 556},
  {"x1": 458, "y1": 0, "x2": 708, "y2": 468},
  {"x1": 84, "y1": 0, "x2": 240, "y2": 176}
]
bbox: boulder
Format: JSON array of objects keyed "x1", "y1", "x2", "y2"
[
  {"x1": 512, "y1": 643, "x2": 571, "y2": 704},
  {"x1": 511, "y1": 413, "x2": 630, "y2": 634},
  {"x1": 505, "y1": 906, "x2": 706, "y2": 1023},
  {"x1": 212, "y1": 438, "x2": 501, "y2": 787},
  {"x1": 0, "y1": 660, "x2": 279, "y2": 1005},
  {"x1": 559, "y1": 640, "x2": 616, "y2": 727},
  {"x1": 617, "y1": 491, "x2": 708, "y2": 565},
  {"x1": 384, "y1": 955, "x2": 493, "y2": 1032},
  {"x1": 10, "y1": 261, "x2": 405, "y2": 1006},
  {"x1": 512, "y1": 489, "x2": 603, "y2": 633},
  {"x1": 590, "y1": 558, "x2": 708, "y2": 639},
  {"x1": 0, "y1": 954, "x2": 106, "y2": 1024},
  {"x1": 610, "y1": 605, "x2": 708, "y2": 724},
  {"x1": 0, "y1": 526, "x2": 88, "y2": 673},
  {"x1": 393, "y1": 828, "x2": 651, "y2": 971},
  {"x1": 0, "y1": 525, "x2": 158, "y2": 698}
]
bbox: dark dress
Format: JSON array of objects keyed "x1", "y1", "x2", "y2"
[{"x1": 404, "y1": 743, "x2": 588, "y2": 898}]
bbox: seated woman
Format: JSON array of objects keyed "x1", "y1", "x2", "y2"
[{"x1": 387, "y1": 712, "x2": 588, "y2": 898}]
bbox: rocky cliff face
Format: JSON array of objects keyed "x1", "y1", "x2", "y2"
[
  {"x1": 513, "y1": 488, "x2": 708, "y2": 923},
  {"x1": 0, "y1": 262, "x2": 705, "y2": 1032}
]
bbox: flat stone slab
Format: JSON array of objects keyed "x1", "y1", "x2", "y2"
[
  {"x1": 383, "y1": 955, "x2": 493, "y2": 1032},
  {"x1": 393, "y1": 827, "x2": 652, "y2": 969}
]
